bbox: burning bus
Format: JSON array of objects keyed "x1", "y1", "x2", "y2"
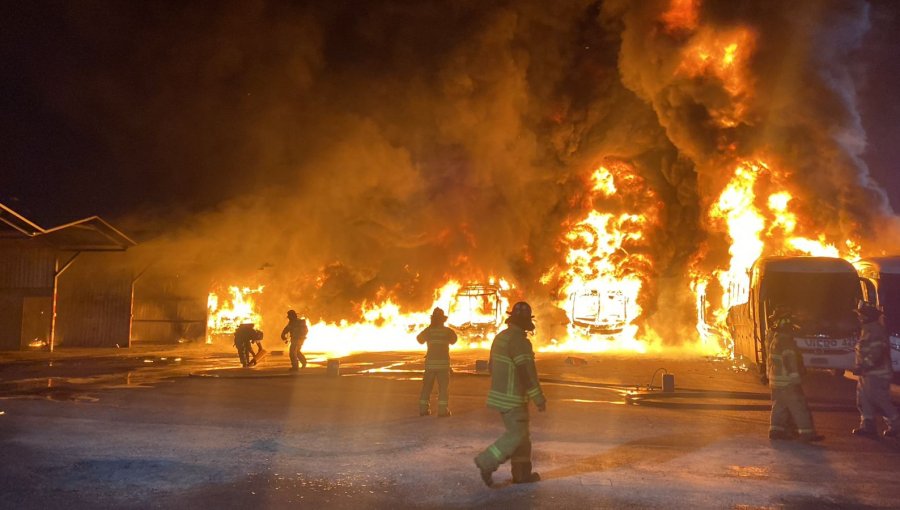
[
  {"x1": 446, "y1": 283, "x2": 506, "y2": 341},
  {"x1": 568, "y1": 288, "x2": 629, "y2": 334},
  {"x1": 206, "y1": 286, "x2": 264, "y2": 344},
  {"x1": 855, "y1": 257, "x2": 900, "y2": 374},
  {"x1": 726, "y1": 256, "x2": 865, "y2": 381}
]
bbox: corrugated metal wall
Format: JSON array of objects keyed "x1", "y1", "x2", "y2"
[
  {"x1": 131, "y1": 272, "x2": 206, "y2": 344},
  {"x1": 0, "y1": 240, "x2": 54, "y2": 350},
  {"x1": 56, "y1": 253, "x2": 133, "y2": 348}
]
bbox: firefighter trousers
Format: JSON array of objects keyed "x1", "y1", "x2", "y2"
[
  {"x1": 476, "y1": 406, "x2": 531, "y2": 472},
  {"x1": 770, "y1": 385, "x2": 815, "y2": 436},
  {"x1": 419, "y1": 369, "x2": 449, "y2": 413},
  {"x1": 236, "y1": 340, "x2": 252, "y2": 367},
  {"x1": 289, "y1": 338, "x2": 306, "y2": 369},
  {"x1": 857, "y1": 375, "x2": 900, "y2": 424}
]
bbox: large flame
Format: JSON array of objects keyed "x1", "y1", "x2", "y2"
[
  {"x1": 540, "y1": 162, "x2": 665, "y2": 354},
  {"x1": 206, "y1": 285, "x2": 265, "y2": 343},
  {"x1": 207, "y1": 278, "x2": 511, "y2": 357},
  {"x1": 695, "y1": 159, "x2": 863, "y2": 352}
]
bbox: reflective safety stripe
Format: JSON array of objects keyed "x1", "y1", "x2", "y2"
[
  {"x1": 487, "y1": 390, "x2": 527, "y2": 409},
  {"x1": 527, "y1": 387, "x2": 543, "y2": 399},
  {"x1": 488, "y1": 445, "x2": 503, "y2": 460},
  {"x1": 798, "y1": 428, "x2": 815, "y2": 434},
  {"x1": 513, "y1": 354, "x2": 532, "y2": 365},
  {"x1": 424, "y1": 360, "x2": 451, "y2": 370}
]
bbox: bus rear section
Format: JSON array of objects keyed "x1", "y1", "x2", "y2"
[
  {"x1": 856, "y1": 257, "x2": 900, "y2": 373},
  {"x1": 729, "y1": 257, "x2": 862, "y2": 378}
]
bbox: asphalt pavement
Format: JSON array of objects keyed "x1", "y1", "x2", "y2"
[{"x1": 1, "y1": 346, "x2": 899, "y2": 509}]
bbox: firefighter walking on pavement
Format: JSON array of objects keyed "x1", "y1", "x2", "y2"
[
  {"x1": 767, "y1": 306, "x2": 824, "y2": 442},
  {"x1": 851, "y1": 302, "x2": 899, "y2": 438},
  {"x1": 416, "y1": 307, "x2": 457, "y2": 417},
  {"x1": 475, "y1": 301, "x2": 545, "y2": 486},
  {"x1": 281, "y1": 310, "x2": 309, "y2": 372}
]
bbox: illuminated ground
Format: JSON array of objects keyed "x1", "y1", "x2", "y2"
[{"x1": 1, "y1": 345, "x2": 899, "y2": 509}]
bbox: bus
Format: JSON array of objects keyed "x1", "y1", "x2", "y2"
[
  {"x1": 726, "y1": 256, "x2": 869, "y2": 381},
  {"x1": 854, "y1": 257, "x2": 900, "y2": 374},
  {"x1": 568, "y1": 288, "x2": 629, "y2": 334}
]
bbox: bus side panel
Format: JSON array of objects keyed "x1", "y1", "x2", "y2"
[{"x1": 727, "y1": 302, "x2": 756, "y2": 367}]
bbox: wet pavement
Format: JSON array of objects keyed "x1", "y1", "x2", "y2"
[{"x1": 1, "y1": 346, "x2": 899, "y2": 509}]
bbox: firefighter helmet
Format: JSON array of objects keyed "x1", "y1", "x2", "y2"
[
  {"x1": 767, "y1": 306, "x2": 796, "y2": 330},
  {"x1": 287, "y1": 309, "x2": 298, "y2": 319},
  {"x1": 507, "y1": 301, "x2": 535, "y2": 331},
  {"x1": 855, "y1": 301, "x2": 882, "y2": 320},
  {"x1": 509, "y1": 301, "x2": 534, "y2": 319},
  {"x1": 432, "y1": 307, "x2": 448, "y2": 320}
]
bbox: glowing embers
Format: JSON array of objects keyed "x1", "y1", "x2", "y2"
[{"x1": 206, "y1": 285, "x2": 264, "y2": 343}]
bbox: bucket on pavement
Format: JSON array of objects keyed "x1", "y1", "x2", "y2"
[
  {"x1": 662, "y1": 373, "x2": 675, "y2": 393},
  {"x1": 326, "y1": 359, "x2": 341, "y2": 377}
]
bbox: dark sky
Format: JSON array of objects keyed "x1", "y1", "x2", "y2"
[{"x1": 1, "y1": 0, "x2": 898, "y2": 229}]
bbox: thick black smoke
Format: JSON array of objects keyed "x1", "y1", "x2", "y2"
[{"x1": 3, "y1": 0, "x2": 898, "y2": 341}]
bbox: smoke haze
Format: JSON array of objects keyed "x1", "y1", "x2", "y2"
[{"x1": 3, "y1": 0, "x2": 898, "y2": 340}]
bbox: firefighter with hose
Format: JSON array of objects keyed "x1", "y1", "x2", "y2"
[
  {"x1": 475, "y1": 301, "x2": 545, "y2": 486},
  {"x1": 234, "y1": 322, "x2": 263, "y2": 368}
]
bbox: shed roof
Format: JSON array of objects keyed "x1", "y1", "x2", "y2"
[{"x1": 0, "y1": 202, "x2": 135, "y2": 251}]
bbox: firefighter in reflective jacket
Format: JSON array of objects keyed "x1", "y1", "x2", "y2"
[
  {"x1": 281, "y1": 310, "x2": 308, "y2": 372},
  {"x1": 766, "y1": 307, "x2": 823, "y2": 442},
  {"x1": 416, "y1": 307, "x2": 457, "y2": 417},
  {"x1": 234, "y1": 323, "x2": 262, "y2": 368},
  {"x1": 475, "y1": 301, "x2": 545, "y2": 486},
  {"x1": 851, "y1": 302, "x2": 899, "y2": 438}
]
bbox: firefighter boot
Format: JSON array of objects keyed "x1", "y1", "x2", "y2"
[
  {"x1": 852, "y1": 419, "x2": 877, "y2": 438},
  {"x1": 474, "y1": 457, "x2": 493, "y2": 487},
  {"x1": 511, "y1": 462, "x2": 540, "y2": 484},
  {"x1": 768, "y1": 430, "x2": 792, "y2": 440},
  {"x1": 797, "y1": 432, "x2": 825, "y2": 443}
]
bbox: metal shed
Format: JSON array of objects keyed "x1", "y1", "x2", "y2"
[{"x1": 0, "y1": 203, "x2": 135, "y2": 350}]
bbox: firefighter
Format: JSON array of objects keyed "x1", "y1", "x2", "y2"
[
  {"x1": 280, "y1": 309, "x2": 309, "y2": 372},
  {"x1": 234, "y1": 323, "x2": 259, "y2": 368},
  {"x1": 851, "y1": 302, "x2": 899, "y2": 438},
  {"x1": 247, "y1": 328, "x2": 266, "y2": 366},
  {"x1": 474, "y1": 301, "x2": 545, "y2": 486},
  {"x1": 766, "y1": 306, "x2": 824, "y2": 442},
  {"x1": 416, "y1": 307, "x2": 458, "y2": 417}
]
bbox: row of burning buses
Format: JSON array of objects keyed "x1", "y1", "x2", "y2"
[{"x1": 208, "y1": 257, "x2": 900, "y2": 381}]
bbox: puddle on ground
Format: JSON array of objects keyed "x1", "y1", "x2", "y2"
[
  {"x1": 726, "y1": 465, "x2": 771, "y2": 480},
  {"x1": 0, "y1": 356, "x2": 207, "y2": 402}
]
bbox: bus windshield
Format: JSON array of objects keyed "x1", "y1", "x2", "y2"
[{"x1": 762, "y1": 271, "x2": 859, "y2": 337}]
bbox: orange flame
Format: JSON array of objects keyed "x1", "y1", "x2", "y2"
[
  {"x1": 695, "y1": 159, "x2": 863, "y2": 352},
  {"x1": 206, "y1": 286, "x2": 265, "y2": 343}
]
